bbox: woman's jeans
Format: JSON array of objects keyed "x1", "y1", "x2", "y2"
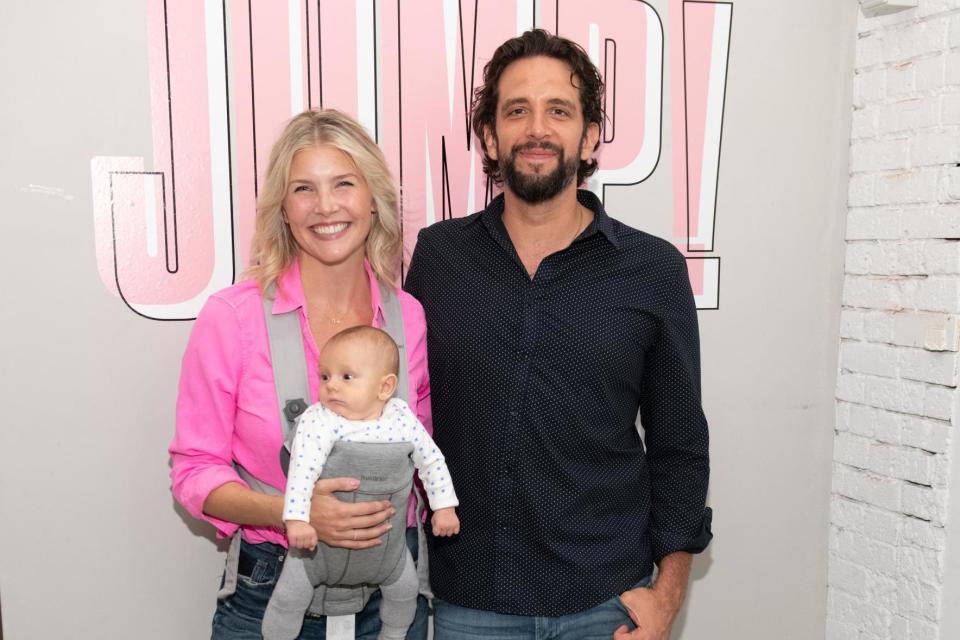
[{"x1": 212, "y1": 527, "x2": 428, "y2": 640}]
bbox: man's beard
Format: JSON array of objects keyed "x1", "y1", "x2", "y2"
[{"x1": 500, "y1": 141, "x2": 579, "y2": 204}]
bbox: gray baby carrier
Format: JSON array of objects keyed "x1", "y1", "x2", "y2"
[{"x1": 220, "y1": 280, "x2": 431, "y2": 616}]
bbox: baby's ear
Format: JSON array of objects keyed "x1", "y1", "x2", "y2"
[{"x1": 378, "y1": 373, "x2": 398, "y2": 400}]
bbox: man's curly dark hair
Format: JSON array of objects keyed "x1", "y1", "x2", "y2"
[{"x1": 471, "y1": 29, "x2": 605, "y2": 186}]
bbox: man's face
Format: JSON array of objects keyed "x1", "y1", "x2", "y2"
[{"x1": 484, "y1": 55, "x2": 600, "y2": 204}]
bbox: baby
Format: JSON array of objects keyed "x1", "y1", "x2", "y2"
[{"x1": 262, "y1": 325, "x2": 459, "y2": 640}]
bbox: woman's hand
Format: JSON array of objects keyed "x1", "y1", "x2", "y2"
[{"x1": 309, "y1": 477, "x2": 396, "y2": 549}]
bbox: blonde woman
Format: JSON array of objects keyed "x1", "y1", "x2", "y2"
[{"x1": 170, "y1": 109, "x2": 430, "y2": 639}]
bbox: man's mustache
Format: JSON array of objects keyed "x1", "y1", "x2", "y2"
[{"x1": 510, "y1": 141, "x2": 563, "y2": 155}]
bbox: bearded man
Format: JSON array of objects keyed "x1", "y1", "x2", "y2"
[{"x1": 404, "y1": 29, "x2": 712, "y2": 640}]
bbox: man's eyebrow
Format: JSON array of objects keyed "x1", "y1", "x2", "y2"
[
  {"x1": 500, "y1": 97, "x2": 530, "y2": 112},
  {"x1": 547, "y1": 98, "x2": 578, "y2": 110},
  {"x1": 499, "y1": 97, "x2": 579, "y2": 112}
]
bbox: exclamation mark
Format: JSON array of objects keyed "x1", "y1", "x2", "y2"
[{"x1": 672, "y1": 0, "x2": 731, "y2": 310}]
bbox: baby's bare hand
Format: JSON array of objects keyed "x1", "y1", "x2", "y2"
[
  {"x1": 431, "y1": 508, "x2": 460, "y2": 537},
  {"x1": 286, "y1": 520, "x2": 319, "y2": 550}
]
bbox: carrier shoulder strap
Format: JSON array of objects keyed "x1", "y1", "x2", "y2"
[
  {"x1": 377, "y1": 283, "x2": 431, "y2": 597},
  {"x1": 263, "y1": 284, "x2": 311, "y2": 451},
  {"x1": 224, "y1": 280, "x2": 424, "y2": 619},
  {"x1": 377, "y1": 280, "x2": 410, "y2": 404},
  {"x1": 268, "y1": 280, "x2": 410, "y2": 429},
  {"x1": 267, "y1": 279, "x2": 410, "y2": 472},
  {"x1": 237, "y1": 279, "x2": 411, "y2": 485}
]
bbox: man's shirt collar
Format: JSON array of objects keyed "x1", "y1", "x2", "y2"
[{"x1": 476, "y1": 189, "x2": 622, "y2": 250}]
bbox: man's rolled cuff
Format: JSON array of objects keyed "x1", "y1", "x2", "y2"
[{"x1": 649, "y1": 507, "x2": 713, "y2": 563}]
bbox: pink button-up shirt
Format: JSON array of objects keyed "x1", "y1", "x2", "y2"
[{"x1": 169, "y1": 259, "x2": 431, "y2": 546}]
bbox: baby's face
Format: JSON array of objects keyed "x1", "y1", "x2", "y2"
[{"x1": 318, "y1": 339, "x2": 391, "y2": 421}]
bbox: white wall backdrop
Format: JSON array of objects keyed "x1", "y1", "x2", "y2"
[
  {"x1": 830, "y1": 2, "x2": 960, "y2": 639},
  {"x1": 0, "y1": 1, "x2": 857, "y2": 638}
]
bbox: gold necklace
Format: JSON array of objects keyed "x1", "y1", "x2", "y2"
[
  {"x1": 309, "y1": 300, "x2": 352, "y2": 326},
  {"x1": 567, "y1": 204, "x2": 585, "y2": 248}
]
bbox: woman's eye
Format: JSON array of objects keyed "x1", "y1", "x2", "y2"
[
  {"x1": 342, "y1": 374, "x2": 353, "y2": 381},
  {"x1": 293, "y1": 185, "x2": 310, "y2": 192},
  {"x1": 337, "y1": 180, "x2": 354, "y2": 188}
]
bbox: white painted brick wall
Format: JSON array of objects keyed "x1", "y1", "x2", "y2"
[
  {"x1": 846, "y1": 206, "x2": 899, "y2": 237},
  {"x1": 912, "y1": 131, "x2": 960, "y2": 166},
  {"x1": 831, "y1": 1, "x2": 960, "y2": 638},
  {"x1": 889, "y1": 62, "x2": 918, "y2": 96},
  {"x1": 948, "y1": 167, "x2": 960, "y2": 199},
  {"x1": 893, "y1": 311, "x2": 960, "y2": 350},
  {"x1": 917, "y1": 56, "x2": 947, "y2": 89},
  {"x1": 902, "y1": 516, "x2": 948, "y2": 550},
  {"x1": 903, "y1": 204, "x2": 960, "y2": 237},
  {"x1": 852, "y1": 139, "x2": 910, "y2": 172},
  {"x1": 877, "y1": 98, "x2": 938, "y2": 134},
  {"x1": 945, "y1": 93, "x2": 960, "y2": 124},
  {"x1": 920, "y1": 1, "x2": 960, "y2": 19},
  {"x1": 923, "y1": 242, "x2": 960, "y2": 273},
  {"x1": 877, "y1": 170, "x2": 938, "y2": 205},
  {"x1": 900, "y1": 347, "x2": 958, "y2": 384},
  {"x1": 946, "y1": 51, "x2": 960, "y2": 82}
]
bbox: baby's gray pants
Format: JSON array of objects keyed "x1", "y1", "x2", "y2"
[
  {"x1": 262, "y1": 544, "x2": 417, "y2": 640},
  {"x1": 262, "y1": 442, "x2": 418, "y2": 640}
]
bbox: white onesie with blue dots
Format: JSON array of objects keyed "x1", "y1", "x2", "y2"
[{"x1": 283, "y1": 397, "x2": 458, "y2": 522}]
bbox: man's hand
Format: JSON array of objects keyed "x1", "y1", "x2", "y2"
[
  {"x1": 612, "y1": 552, "x2": 692, "y2": 640},
  {"x1": 613, "y1": 586, "x2": 677, "y2": 640},
  {"x1": 431, "y1": 507, "x2": 460, "y2": 536},
  {"x1": 285, "y1": 520, "x2": 319, "y2": 550}
]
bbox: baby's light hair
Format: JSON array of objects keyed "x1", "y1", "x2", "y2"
[{"x1": 324, "y1": 326, "x2": 399, "y2": 376}]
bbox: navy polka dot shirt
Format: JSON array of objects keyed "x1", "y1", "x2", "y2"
[{"x1": 405, "y1": 190, "x2": 712, "y2": 616}]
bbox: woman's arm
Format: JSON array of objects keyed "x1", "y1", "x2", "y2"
[
  {"x1": 171, "y1": 291, "x2": 395, "y2": 546},
  {"x1": 203, "y1": 482, "x2": 285, "y2": 528},
  {"x1": 170, "y1": 295, "x2": 253, "y2": 538},
  {"x1": 202, "y1": 479, "x2": 393, "y2": 548}
]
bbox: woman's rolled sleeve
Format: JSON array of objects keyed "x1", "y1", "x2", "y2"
[{"x1": 169, "y1": 295, "x2": 249, "y2": 538}]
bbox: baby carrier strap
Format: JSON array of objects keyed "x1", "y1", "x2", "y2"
[
  {"x1": 377, "y1": 285, "x2": 432, "y2": 598},
  {"x1": 272, "y1": 279, "x2": 410, "y2": 469},
  {"x1": 379, "y1": 284, "x2": 410, "y2": 404},
  {"x1": 224, "y1": 279, "x2": 428, "y2": 614}
]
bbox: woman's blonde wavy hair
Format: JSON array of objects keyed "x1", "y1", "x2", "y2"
[{"x1": 246, "y1": 109, "x2": 401, "y2": 293}]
